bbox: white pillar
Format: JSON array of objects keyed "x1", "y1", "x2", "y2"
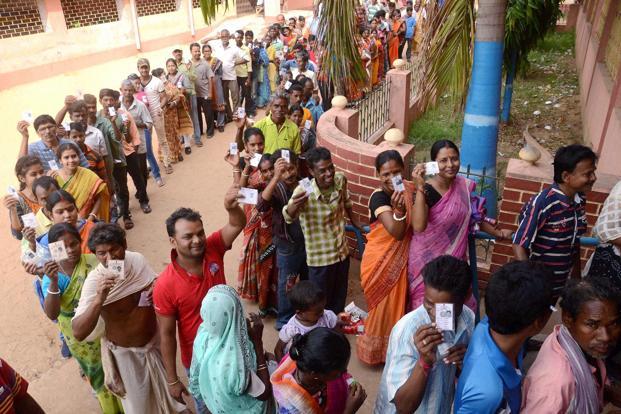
[{"x1": 264, "y1": 0, "x2": 281, "y2": 17}]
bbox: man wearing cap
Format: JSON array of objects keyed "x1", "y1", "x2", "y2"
[{"x1": 137, "y1": 58, "x2": 173, "y2": 175}]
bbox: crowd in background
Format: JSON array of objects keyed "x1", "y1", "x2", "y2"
[{"x1": 3, "y1": 1, "x2": 621, "y2": 414}]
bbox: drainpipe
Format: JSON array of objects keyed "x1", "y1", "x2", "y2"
[
  {"x1": 188, "y1": 0, "x2": 196, "y2": 36},
  {"x1": 129, "y1": 0, "x2": 141, "y2": 50}
]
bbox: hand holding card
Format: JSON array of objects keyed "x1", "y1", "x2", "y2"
[
  {"x1": 49, "y1": 241, "x2": 69, "y2": 262},
  {"x1": 107, "y1": 259, "x2": 125, "y2": 280},
  {"x1": 249, "y1": 153, "x2": 262, "y2": 167},
  {"x1": 299, "y1": 177, "x2": 313, "y2": 196},
  {"x1": 21, "y1": 213, "x2": 37, "y2": 228},
  {"x1": 229, "y1": 142, "x2": 238, "y2": 155},
  {"x1": 391, "y1": 175, "x2": 405, "y2": 192},
  {"x1": 48, "y1": 160, "x2": 60, "y2": 171},
  {"x1": 21, "y1": 111, "x2": 34, "y2": 124},
  {"x1": 425, "y1": 161, "x2": 440, "y2": 175},
  {"x1": 7, "y1": 186, "x2": 19, "y2": 200},
  {"x1": 239, "y1": 187, "x2": 258, "y2": 205},
  {"x1": 282, "y1": 149, "x2": 290, "y2": 164},
  {"x1": 435, "y1": 303, "x2": 454, "y2": 331}
]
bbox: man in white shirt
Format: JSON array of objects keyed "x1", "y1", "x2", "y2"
[
  {"x1": 201, "y1": 29, "x2": 248, "y2": 122},
  {"x1": 291, "y1": 51, "x2": 317, "y2": 85},
  {"x1": 137, "y1": 58, "x2": 172, "y2": 174}
]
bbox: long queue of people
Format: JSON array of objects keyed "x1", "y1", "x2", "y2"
[{"x1": 4, "y1": 9, "x2": 621, "y2": 414}]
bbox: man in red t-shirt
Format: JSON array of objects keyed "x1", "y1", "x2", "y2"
[{"x1": 153, "y1": 185, "x2": 246, "y2": 411}]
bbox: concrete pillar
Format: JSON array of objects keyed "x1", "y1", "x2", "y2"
[
  {"x1": 387, "y1": 68, "x2": 411, "y2": 135},
  {"x1": 264, "y1": 0, "x2": 281, "y2": 17},
  {"x1": 40, "y1": 0, "x2": 67, "y2": 33}
]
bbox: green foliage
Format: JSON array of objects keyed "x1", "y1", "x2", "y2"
[
  {"x1": 408, "y1": 99, "x2": 463, "y2": 161},
  {"x1": 199, "y1": 0, "x2": 232, "y2": 25},
  {"x1": 316, "y1": 0, "x2": 368, "y2": 97},
  {"x1": 414, "y1": 0, "x2": 475, "y2": 112},
  {"x1": 504, "y1": 0, "x2": 563, "y2": 70}
]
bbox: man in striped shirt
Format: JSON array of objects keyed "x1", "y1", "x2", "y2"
[{"x1": 513, "y1": 144, "x2": 597, "y2": 300}]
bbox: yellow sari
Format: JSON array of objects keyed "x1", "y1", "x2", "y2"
[{"x1": 57, "y1": 167, "x2": 110, "y2": 222}]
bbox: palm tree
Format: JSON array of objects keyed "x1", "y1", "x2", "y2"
[
  {"x1": 459, "y1": 0, "x2": 508, "y2": 218},
  {"x1": 501, "y1": 0, "x2": 562, "y2": 122},
  {"x1": 199, "y1": 0, "x2": 233, "y2": 24}
]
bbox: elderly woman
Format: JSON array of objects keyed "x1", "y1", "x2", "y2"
[
  {"x1": 189, "y1": 284, "x2": 274, "y2": 413},
  {"x1": 153, "y1": 64, "x2": 194, "y2": 164}
]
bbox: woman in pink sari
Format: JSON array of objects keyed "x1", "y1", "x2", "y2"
[{"x1": 408, "y1": 140, "x2": 512, "y2": 311}]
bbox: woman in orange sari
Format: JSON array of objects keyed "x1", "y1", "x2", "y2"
[
  {"x1": 388, "y1": 10, "x2": 405, "y2": 66},
  {"x1": 357, "y1": 150, "x2": 412, "y2": 365},
  {"x1": 55, "y1": 143, "x2": 109, "y2": 222}
]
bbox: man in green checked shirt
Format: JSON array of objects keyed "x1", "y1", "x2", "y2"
[{"x1": 284, "y1": 147, "x2": 364, "y2": 314}]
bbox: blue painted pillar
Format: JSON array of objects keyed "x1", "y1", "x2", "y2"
[{"x1": 460, "y1": 40, "x2": 504, "y2": 218}]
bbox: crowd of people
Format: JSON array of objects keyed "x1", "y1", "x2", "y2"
[{"x1": 3, "y1": 2, "x2": 621, "y2": 414}]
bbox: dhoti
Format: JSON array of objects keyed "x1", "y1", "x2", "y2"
[{"x1": 101, "y1": 333, "x2": 187, "y2": 414}]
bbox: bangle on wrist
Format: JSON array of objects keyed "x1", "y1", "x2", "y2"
[
  {"x1": 393, "y1": 212, "x2": 406, "y2": 221},
  {"x1": 167, "y1": 378, "x2": 180, "y2": 386},
  {"x1": 232, "y1": 169, "x2": 241, "y2": 173},
  {"x1": 242, "y1": 172, "x2": 250, "y2": 177},
  {"x1": 47, "y1": 288, "x2": 61, "y2": 295}
]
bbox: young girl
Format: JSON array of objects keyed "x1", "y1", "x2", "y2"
[
  {"x1": 289, "y1": 104, "x2": 316, "y2": 153},
  {"x1": 55, "y1": 142, "x2": 110, "y2": 222},
  {"x1": 4, "y1": 156, "x2": 45, "y2": 240},
  {"x1": 274, "y1": 281, "x2": 339, "y2": 362},
  {"x1": 68, "y1": 122, "x2": 108, "y2": 183},
  {"x1": 227, "y1": 128, "x2": 278, "y2": 316},
  {"x1": 21, "y1": 176, "x2": 60, "y2": 254},
  {"x1": 271, "y1": 328, "x2": 367, "y2": 414}
]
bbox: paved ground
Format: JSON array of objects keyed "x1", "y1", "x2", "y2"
[{"x1": 0, "y1": 10, "x2": 386, "y2": 414}]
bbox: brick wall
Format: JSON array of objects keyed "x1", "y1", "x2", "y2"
[
  {"x1": 136, "y1": 0, "x2": 177, "y2": 17},
  {"x1": 236, "y1": 0, "x2": 255, "y2": 15},
  {"x1": 61, "y1": 0, "x2": 119, "y2": 28},
  {"x1": 488, "y1": 158, "x2": 617, "y2": 285},
  {"x1": 0, "y1": 0, "x2": 44, "y2": 39}
]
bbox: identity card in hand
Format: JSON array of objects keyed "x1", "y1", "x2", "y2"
[
  {"x1": 435, "y1": 303, "x2": 455, "y2": 331},
  {"x1": 284, "y1": 80, "x2": 292, "y2": 90},
  {"x1": 239, "y1": 187, "x2": 258, "y2": 205},
  {"x1": 7, "y1": 186, "x2": 19, "y2": 200},
  {"x1": 425, "y1": 161, "x2": 440, "y2": 175},
  {"x1": 138, "y1": 291, "x2": 152, "y2": 307},
  {"x1": 249, "y1": 153, "x2": 262, "y2": 167},
  {"x1": 299, "y1": 177, "x2": 313, "y2": 196},
  {"x1": 391, "y1": 174, "x2": 405, "y2": 192},
  {"x1": 229, "y1": 142, "x2": 238, "y2": 155},
  {"x1": 108, "y1": 107, "x2": 116, "y2": 117},
  {"x1": 107, "y1": 259, "x2": 125, "y2": 279},
  {"x1": 282, "y1": 149, "x2": 290, "y2": 163},
  {"x1": 21, "y1": 213, "x2": 37, "y2": 228},
  {"x1": 49, "y1": 241, "x2": 69, "y2": 262},
  {"x1": 21, "y1": 111, "x2": 33, "y2": 123},
  {"x1": 304, "y1": 120, "x2": 312, "y2": 130},
  {"x1": 48, "y1": 160, "x2": 60, "y2": 171}
]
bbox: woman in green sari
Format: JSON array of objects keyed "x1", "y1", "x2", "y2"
[
  {"x1": 42, "y1": 223, "x2": 123, "y2": 413},
  {"x1": 189, "y1": 284, "x2": 275, "y2": 414}
]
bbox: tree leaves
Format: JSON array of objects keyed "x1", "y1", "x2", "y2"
[{"x1": 200, "y1": 0, "x2": 232, "y2": 25}]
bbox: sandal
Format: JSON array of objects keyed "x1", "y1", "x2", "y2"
[
  {"x1": 124, "y1": 217, "x2": 134, "y2": 230},
  {"x1": 156, "y1": 177, "x2": 165, "y2": 187},
  {"x1": 165, "y1": 165, "x2": 173, "y2": 174}
]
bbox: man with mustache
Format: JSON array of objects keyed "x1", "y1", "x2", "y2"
[
  {"x1": 522, "y1": 277, "x2": 621, "y2": 413},
  {"x1": 153, "y1": 187, "x2": 246, "y2": 413}
]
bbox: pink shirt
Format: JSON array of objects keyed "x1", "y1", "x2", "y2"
[{"x1": 521, "y1": 325, "x2": 606, "y2": 413}]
